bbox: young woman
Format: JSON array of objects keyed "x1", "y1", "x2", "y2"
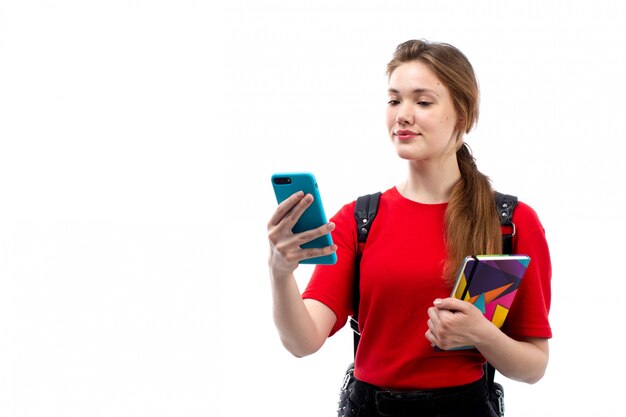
[{"x1": 267, "y1": 39, "x2": 551, "y2": 417}]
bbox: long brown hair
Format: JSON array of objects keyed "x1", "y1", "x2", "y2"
[{"x1": 386, "y1": 39, "x2": 502, "y2": 285}]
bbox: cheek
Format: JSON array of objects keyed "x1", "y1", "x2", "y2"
[{"x1": 437, "y1": 115, "x2": 457, "y2": 132}]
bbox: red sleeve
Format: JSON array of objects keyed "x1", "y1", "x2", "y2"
[
  {"x1": 301, "y1": 201, "x2": 358, "y2": 336},
  {"x1": 501, "y1": 201, "x2": 553, "y2": 339}
]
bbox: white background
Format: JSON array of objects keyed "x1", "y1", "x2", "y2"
[{"x1": 1, "y1": 1, "x2": 625, "y2": 416}]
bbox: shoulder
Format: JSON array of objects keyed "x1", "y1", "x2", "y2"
[
  {"x1": 329, "y1": 187, "x2": 397, "y2": 229},
  {"x1": 512, "y1": 200, "x2": 544, "y2": 231},
  {"x1": 511, "y1": 200, "x2": 549, "y2": 248},
  {"x1": 495, "y1": 191, "x2": 543, "y2": 228}
]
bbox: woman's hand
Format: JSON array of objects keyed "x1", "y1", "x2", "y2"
[
  {"x1": 267, "y1": 191, "x2": 336, "y2": 278},
  {"x1": 426, "y1": 297, "x2": 549, "y2": 384},
  {"x1": 425, "y1": 297, "x2": 493, "y2": 350}
]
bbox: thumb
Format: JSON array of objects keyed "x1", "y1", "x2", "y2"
[{"x1": 433, "y1": 297, "x2": 467, "y2": 311}]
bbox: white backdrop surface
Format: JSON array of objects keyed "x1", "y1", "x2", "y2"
[{"x1": 1, "y1": 1, "x2": 625, "y2": 416}]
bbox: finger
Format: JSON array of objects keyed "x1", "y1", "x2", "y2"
[
  {"x1": 424, "y1": 329, "x2": 438, "y2": 347},
  {"x1": 273, "y1": 193, "x2": 315, "y2": 234},
  {"x1": 282, "y1": 193, "x2": 315, "y2": 230},
  {"x1": 427, "y1": 306, "x2": 441, "y2": 323},
  {"x1": 273, "y1": 222, "x2": 337, "y2": 261},
  {"x1": 293, "y1": 222, "x2": 335, "y2": 246},
  {"x1": 268, "y1": 191, "x2": 305, "y2": 226},
  {"x1": 298, "y1": 244, "x2": 338, "y2": 262},
  {"x1": 426, "y1": 318, "x2": 436, "y2": 333}
]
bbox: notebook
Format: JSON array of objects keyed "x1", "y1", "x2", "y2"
[{"x1": 449, "y1": 254, "x2": 531, "y2": 349}]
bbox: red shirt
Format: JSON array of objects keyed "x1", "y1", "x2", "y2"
[{"x1": 302, "y1": 187, "x2": 552, "y2": 389}]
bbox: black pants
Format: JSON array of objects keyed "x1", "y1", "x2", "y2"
[{"x1": 343, "y1": 378, "x2": 499, "y2": 417}]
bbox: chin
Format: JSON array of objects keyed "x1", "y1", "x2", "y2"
[
  {"x1": 396, "y1": 152, "x2": 413, "y2": 161},
  {"x1": 395, "y1": 147, "x2": 425, "y2": 161}
]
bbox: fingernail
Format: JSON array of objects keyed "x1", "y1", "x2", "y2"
[
  {"x1": 304, "y1": 194, "x2": 313, "y2": 203},
  {"x1": 327, "y1": 222, "x2": 335, "y2": 230},
  {"x1": 434, "y1": 299, "x2": 442, "y2": 306}
]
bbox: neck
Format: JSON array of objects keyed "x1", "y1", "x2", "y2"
[{"x1": 398, "y1": 155, "x2": 461, "y2": 204}]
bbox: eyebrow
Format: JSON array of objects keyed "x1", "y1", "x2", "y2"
[{"x1": 387, "y1": 88, "x2": 439, "y2": 97}]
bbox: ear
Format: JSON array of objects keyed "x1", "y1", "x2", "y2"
[
  {"x1": 454, "y1": 121, "x2": 464, "y2": 145},
  {"x1": 455, "y1": 117, "x2": 466, "y2": 132},
  {"x1": 454, "y1": 133, "x2": 464, "y2": 150}
]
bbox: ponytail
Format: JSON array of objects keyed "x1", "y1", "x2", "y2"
[{"x1": 443, "y1": 143, "x2": 502, "y2": 286}]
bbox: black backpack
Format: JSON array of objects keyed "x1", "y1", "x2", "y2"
[{"x1": 338, "y1": 191, "x2": 517, "y2": 417}]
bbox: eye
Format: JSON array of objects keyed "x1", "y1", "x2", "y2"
[
  {"x1": 417, "y1": 101, "x2": 432, "y2": 107},
  {"x1": 387, "y1": 99, "x2": 400, "y2": 106}
]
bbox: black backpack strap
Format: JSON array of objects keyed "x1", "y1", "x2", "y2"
[
  {"x1": 355, "y1": 192, "x2": 382, "y2": 244},
  {"x1": 495, "y1": 191, "x2": 518, "y2": 254},
  {"x1": 485, "y1": 192, "x2": 518, "y2": 398},
  {"x1": 351, "y1": 192, "x2": 381, "y2": 357}
]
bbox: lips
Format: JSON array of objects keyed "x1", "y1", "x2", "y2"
[{"x1": 395, "y1": 130, "x2": 418, "y2": 141}]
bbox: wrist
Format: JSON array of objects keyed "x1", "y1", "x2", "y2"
[
  {"x1": 472, "y1": 320, "x2": 501, "y2": 352},
  {"x1": 269, "y1": 267, "x2": 296, "y2": 286}
]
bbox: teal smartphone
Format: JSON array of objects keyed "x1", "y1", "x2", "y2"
[{"x1": 271, "y1": 172, "x2": 337, "y2": 265}]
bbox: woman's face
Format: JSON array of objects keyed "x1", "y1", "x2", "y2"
[{"x1": 386, "y1": 60, "x2": 461, "y2": 164}]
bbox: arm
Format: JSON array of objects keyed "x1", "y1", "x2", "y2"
[
  {"x1": 267, "y1": 191, "x2": 338, "y2": 357},
  {"x1": 271, "y1": 280, "x2": 337, "y2": 357},
  {"x1": 426, "y1": 298, "x2": 549, "y2": 384}
]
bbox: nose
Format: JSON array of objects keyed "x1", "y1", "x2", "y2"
[{"x1": 395, "y1": 103, "x2": 413, "y2": 125}]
